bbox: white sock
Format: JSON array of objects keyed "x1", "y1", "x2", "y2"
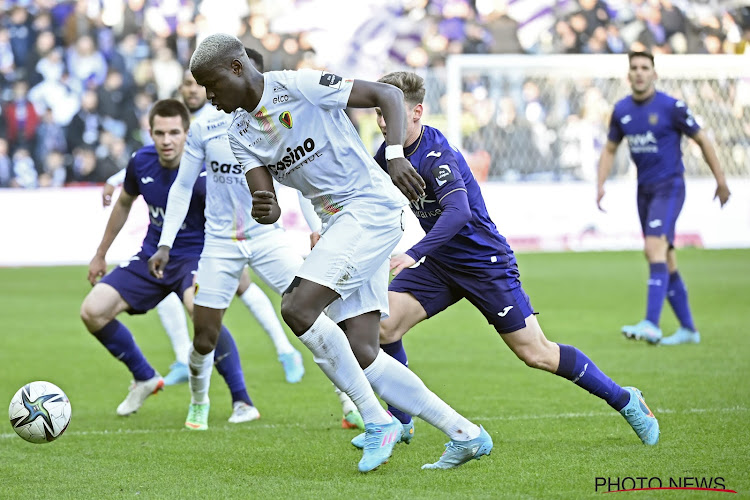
[
  {"x1": 364, "y1": 350, "x2": 481, "y2": 441},
  {"x1": 334, "y1": 383, "x2": 357, "y2": 415},
  {"x1": 239, "y1": 283, "x2": 295, "y2": 356},
  {"x1": 188, "y1": 345, "x2": 214, "y2": 404},
  {"x1": 156, "y1": 293, "x2": 190, "y2": 365},
  {"x1": 298, "y1": 314, "x2": 390, "y2": 425}
]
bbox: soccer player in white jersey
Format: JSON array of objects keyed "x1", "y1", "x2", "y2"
[
  {"x1": 148, "y1": 68, "x2": 362, "y2": 431},
  {"x1": 189, "y1": 33, "x2": 493, "y2": 472},
  {"x1": 102, "y1": 62, "x2": 308, "y2": 387}
]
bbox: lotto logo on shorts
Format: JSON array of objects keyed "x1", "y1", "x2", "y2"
[{"x1": 194, "y1": 283, "x2": 200, "y2": 295}]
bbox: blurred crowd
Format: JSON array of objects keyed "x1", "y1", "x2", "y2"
[{"x1": 0, "y1": 0, "x2": 748, "y2": 188}]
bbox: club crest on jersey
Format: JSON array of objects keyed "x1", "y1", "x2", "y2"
[
  {"x1": 319, "y1": 72, "x2": 342, "y2": 88},
  {"x1": 431, "y1": 165, "x2": 454, "y2": 187},
  {"x1": 649, "y1": 113, "x2": 659, "y2": 125},
  {"x1": 279, "y1": 111, "x2": 293, "y2": 129}
]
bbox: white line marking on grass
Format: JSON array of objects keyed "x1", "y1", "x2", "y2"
[
  {"x1": 475, "y1": 406, "x2": 747, "y2": 421},
  {"x1": 1, "y1": 407, "x2": 745, "y2": 440}
]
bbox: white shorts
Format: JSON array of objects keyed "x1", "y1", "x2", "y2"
[
  {"x1": 299, "y1": 204, "x2": 404, "y2": 324},
  {"x1": 194, "y1": 229, "x2": 303, "y2": 309}
]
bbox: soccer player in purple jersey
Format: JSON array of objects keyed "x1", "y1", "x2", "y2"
[
  {"x1": 346, "y1": 71, "x2": 659, "y2": 454},
  {"x1": 597, "y1": 51, "x2": 731, "y2": 345},
  {"x1": 80, "y1": 100, "x2": 257, "y2": 421}
]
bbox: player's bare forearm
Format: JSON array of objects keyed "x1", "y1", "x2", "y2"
[
  {"x1": 96, "y1": 192, "x2": 135, "y2": 258},
  {"x1": 596, "y1": 141, "x2": 618, "y2": 211},
  {"x1": 245, "y1": 167, "x2": 280, "y2": 224},
  {"x1": 692, "y1": 131, "x2": 730, "y2": 206},
  {"x1": 348, "y1": 80, "x2": 407, "y2": 145}
]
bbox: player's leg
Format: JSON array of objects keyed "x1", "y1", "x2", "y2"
[
  {"x1": 662, "y1": 245, "x2": 700, "y2": 345},
  {"x1": 236, "y1": 264, "x2": 303, "y2": 383},
  {"x1": 183, "y1": 251, "x2": 258, "y2": 429},
  {"x1": 80, "y1": 262, "x2": 165, "y2": 415},
  {"x1": 155, "y1": 292, "x2": 190, "y2": 385},
  {"x1": 501, "y1": 314, "x2": 659, "y2": 445},
  {"x1": 623, "y1": 180, "x2": 684, "y2": 343}
]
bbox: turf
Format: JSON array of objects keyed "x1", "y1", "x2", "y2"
[{"x1": 0, "y1": 249, "x2": 747, "y2": 499}]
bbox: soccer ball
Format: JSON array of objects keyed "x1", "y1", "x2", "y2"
[{"x1": 8, "y1": 381, "x2": 71, "y2": 444}]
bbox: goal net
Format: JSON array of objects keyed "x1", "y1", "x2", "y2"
[{"x1": 437, "y1": 54, "x2": 750, "y2": 182}]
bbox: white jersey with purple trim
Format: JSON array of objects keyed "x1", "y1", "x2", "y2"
[
  {"x1": 184, "y1": 104, "x2": 279, "y2": 240},
  {"x1": 228, "y1": 69, "x2": 406, "y2": 225}
]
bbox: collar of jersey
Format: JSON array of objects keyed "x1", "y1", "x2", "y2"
[{"x1": 404, "y1": 126, "x2": 424, "y2": 157}]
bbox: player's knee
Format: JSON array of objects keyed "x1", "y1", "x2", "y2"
[
  {"x1": 192, "y1": 329, "x2": 217, "y2": 355},
  {"x1": 379, "y1": 321, "x2": 403, "y2": 344},
  {"x1": 80, "y1": 296, "x2": 108, "y2": 333},
  {"x1": 280, "y1": 295, "x2": 317, "y2": 335}
]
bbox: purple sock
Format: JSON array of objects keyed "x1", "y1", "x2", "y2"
[
  {"x1": 381, "y1": 340, "x2": 412, "y2": 424},
  {"x1": 94, "y1": 320, "x2": 155, "y2": 381},
  {"x1": 646, "y1": 262, "x2": 669, "y2": 326},
  {"x1": 556, "y1": 344, "x2": 630, "y2": 411},
  {"x1": 667, "y1": 271, "x2": 696, "y2": 331},
  {"x1": 214, "y1": 325, "x2": 252, "y2": 405}
]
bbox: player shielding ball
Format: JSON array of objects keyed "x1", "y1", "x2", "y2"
[
  {"x1": 189, "y1": 33, "x2": 493, "y2": 472},
  {"x1": 597, "y1": 51, "x2": 730, "y2": 345}
]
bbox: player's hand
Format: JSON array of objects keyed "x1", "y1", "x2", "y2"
[
  {"x1": 102, "y1": 184, "x2": 115, "y2": 207},
  {"x1": 251, "y1": 190, "x2": 279, "y2": 223},
  {"x1": 388, "y1": 157, "x2": 425, "y2": 203},
  {"x1": 715, "y1": 182, "x2": 730, "y2": 208},
  {"x1": 596, "y1": 186, "x2": 606, "y2": 212},
  {"x1": 87, "y1": 255, "x2": 107, "y2": 286},
  {"x1": 390, "y1": 253, "x2": 416, "y2": 277},
  {"x1": 309, "y1": 231, "x2": 321, "y2": 249},
  {"x1": 148, "y1": 246, "x2": 171, "y2": 279}
]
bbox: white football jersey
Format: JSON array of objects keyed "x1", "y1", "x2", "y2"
[
  {"x1": 228, "y1": 69, "x2": 407, "y2": 224},
  {"x1": 183, "y1": 104, "x2": 280, "y2": 240}
]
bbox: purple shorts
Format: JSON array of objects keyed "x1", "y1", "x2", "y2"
[
  {"x1": 389, "y1": 257, "x2": 535, "y2": 334},
  {"x1": 100, "y1": 251, "x2": 198, "y2": 314},
  {"x1": 637, "y1": 177, "x2": 685, "y2": 245}
]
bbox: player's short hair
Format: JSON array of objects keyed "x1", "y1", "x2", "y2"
[
  {"x1": 628, "y1": 50, "x2": 655, "y2": 67},
  {"x1": 190, "y1": 33, "x2": 245, "y2": 75},
  {"x1": 245, "y1": 47, "x2": 264, "y2": 72},
  {"x1": 377, "y1": 71, "x2": 425, "y2": 106},
  {"x1": 148, "y1": 99, "x2": 190, "y2": 130}
]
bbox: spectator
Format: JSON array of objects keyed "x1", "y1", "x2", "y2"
[
  {"x1": 38, "y1": 150, "x2": 68, "y2": 188},
  {"x1": 0, "y1": 138, "x2": 11, "y2": 187},
  {"x1": 3, "y1": 80, "x2": 39, "y2": 153},
  {"x1": 66, "y1": 89, "x2": 102, "y2": 151},
  {"x1": 66, "y1": 35, "x2": 108, "y2": 88},
  {"x1": 10, "y1": 148, "x2": 37, "y2": 188},
  {"x1": 34, "y1": 107, "x2": 67, "y2": 166}
]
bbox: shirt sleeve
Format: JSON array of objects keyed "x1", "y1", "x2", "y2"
[
  {"x1": 229, "y1": 133, "x2": 265, "y2": 173},
  {"x1": 122, "y1": 153, "x2": 139, "y2": 197},
  {"x1": 106, "y1": 168, "x2": 127, "y2": 187},
  {"x1": 672, "y1": 99, "x2": 701, "y2": 137},
  {"x1": 295, "y1": 69, "x2": 353, "y2": 111},
  {"x1": 158, "y1": 148, "x2": 204, "y2": 249},
  {"x1": 406, "y1": 189, "x2": 471, "y2": 262},
  {"x1": 183, "y1": 120, "x2": 206, "y2": 164},
  {"x1": 606, "y1": 109, "x2": 623, "y2": 143}
]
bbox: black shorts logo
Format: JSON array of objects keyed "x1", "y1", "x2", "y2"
[{"x1": 319, "y1": 73, "x2": 342, "y2": 88}]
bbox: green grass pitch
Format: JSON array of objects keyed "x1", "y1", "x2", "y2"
[{"x1": 0, "y1": 249, "x2": 747, "y2": 499}]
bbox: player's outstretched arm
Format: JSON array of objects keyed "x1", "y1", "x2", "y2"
[
  {"x1": 246, "y1": 167, "x2": 280, "y2": 224},
  {"x1": 691, "y1": 130, "x2": 730, "y2": 207},
  {"x1": 88, "y1": 190, "x2": 137, "y2": 285},
  {"x1": 347, "y1": 80, "x2": 425, "y2": 202},
  {"x1": 596, "y1": 140, "x2": 619, "y2": 212}
]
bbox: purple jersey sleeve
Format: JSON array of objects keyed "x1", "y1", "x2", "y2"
[
  {"x1": 122, "y1": 153, "x2": 140, "y2": 197},
  {"x1": 607, "y1": 109, "x2": 624, "y2": 143},
  {"x1": 672, "y1": 100, "x2": 701, "y2": 137}
]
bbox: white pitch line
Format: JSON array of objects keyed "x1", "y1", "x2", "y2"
[{"x1": 2, "y1": 407, "x2": 746, "y2": 440}]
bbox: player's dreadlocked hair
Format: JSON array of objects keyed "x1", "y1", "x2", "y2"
[
  {"x1": 190, "y1": 33, "x2": 245, "y2": 75},
  {"x1": 378, "y1": 72, "x2": 426, "y2": 107}
]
